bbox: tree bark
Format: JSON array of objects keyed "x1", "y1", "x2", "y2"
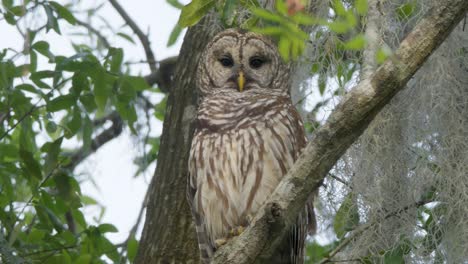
[
  {"x1": 212, "y1": 0, "x2": 468, "y2": 263},
  {"x1": 134, "y1": 16, "x2": 221, "y2": 263}
]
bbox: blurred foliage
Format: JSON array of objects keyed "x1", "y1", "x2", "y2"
[{"x1": 0, "y1": 0, "x2": 166, "y2": 263}]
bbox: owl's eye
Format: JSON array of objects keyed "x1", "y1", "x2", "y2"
[
  {"x1": 219, "y1": 56, "x2": 234, "y2": 67},
  {"x1": 249, "y1": 56, "x2": 265, "y2": 69}
]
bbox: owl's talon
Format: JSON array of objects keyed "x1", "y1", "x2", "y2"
[{"x1": 215, "y1": 238, "x2": 228, "y2": 248}]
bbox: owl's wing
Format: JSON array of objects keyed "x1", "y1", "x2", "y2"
[
  {"x1": 187, "y1": 136, "x2": 214, "y2": 264},
  {"x1": 288, "y1": 104, "x2": 317, "y2": 263}
]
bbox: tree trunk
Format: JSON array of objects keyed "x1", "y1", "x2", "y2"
[{"x1": 134, "y1": 16, "x2": 220, "y2": 263}]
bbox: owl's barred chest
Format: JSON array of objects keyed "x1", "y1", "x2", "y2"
[{"x1": 189, "y1": 95, "x2": 303, "y2": 241}]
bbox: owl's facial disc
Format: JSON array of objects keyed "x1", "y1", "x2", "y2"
[{"x1": 204, "y1": 33, "x2": 279, "y2": 92}]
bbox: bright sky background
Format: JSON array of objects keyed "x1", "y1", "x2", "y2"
[
  {"x1": 74, "y1": 0, "x2": 187, "y2": 243},
  {"x1": 0, "y1": 0, "x2": 187, "y2": 243}
]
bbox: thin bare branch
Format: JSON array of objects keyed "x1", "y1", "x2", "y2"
[
  {"x1": 75, "y1": 18, "x2": 111, "y2": 49},
  {"x1": 108, "y1": 0, "x2": 157, "y2": 72},
  {"x1": 66, "y1": 112, "x2": 123, "y2": 169}
]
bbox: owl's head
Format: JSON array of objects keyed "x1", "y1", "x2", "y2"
[{"x1": 197, "y1": 29, "x2": 290, "y2": 96}]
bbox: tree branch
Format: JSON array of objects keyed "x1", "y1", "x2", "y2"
[
  {"x1": 66, "y1": 112, "x2": 123, "y2": 169},
  {"x1": 108, "y1": 0, "x2": 157, "y2": 72},
  {"x1": 144, "y1": 56, "x2": 178, "y2": 92},
  {"x1": 75, "y1": 18, "x2": 111, "y2": 49},
  {"x1": 212, "y1": 1, "x2": 468, "y2": 263},
  {"x1": 361, "y1": 0, "x2": 380, "y2": 80}
]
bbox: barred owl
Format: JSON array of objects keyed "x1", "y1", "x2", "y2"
[{"x1": 188, "y1": 29, "x2": 315, "y2": 264}]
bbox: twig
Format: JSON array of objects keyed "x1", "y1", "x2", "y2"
[
  {"x1": 20, "y1": 244, "x2": 78, "y2": 257},
  {"x1": 108, "y1": 0, "x2": 157, "y2": 72},
  {"x1": 116, "y1": 187, "x2": 150, "y2": 260},
  {"x1": 0, "y1": 103, "x2": 46, "y2": 141},
  {"x1": 66, "y1": 112, "x2": 123, "y2": 169},
  {"x1": 328, "y1": 173, "x2": 351, "y2": 189},
  {"x1": 75, "y1": 18, "x2": 111, "y2": 49}
]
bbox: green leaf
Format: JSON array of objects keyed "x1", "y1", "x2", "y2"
[
  {"x1": 26, "y1": 228, "x2": 46, "y2": 243},
  {"x1": 80, "y1": 93, "x2": 97, "y2": 112},
  {"x1": 49, "y1": 1, "x2": 76, "y2": 25},
  {"x1": 108, "y1": 47, "x2": 123, "y2": 73},
  {"x1": 333, "y1": 193, "x2": 360, "y2": 238},
  {"x1": 10, "y1": 5, "x2": 25, "y2": 17},
  {"x1": 47, "y1": 94, "x2": 76, "y2": 112},
  {"x1": 318, "y1": 74, "x2": 326, "y2": 95},
  {"x1": 291, "y1": 13, "x2": 318, "y2": 25},
  {"x1": 383, "y1": 247, "x2": 405, "y2": 264},
  {"x1": 65, "y1": 107, "x2": 82, "y2": 138},
  {"x1": 355, "y1": 0, "x2": 368, "y2": 15},
  {"x1": 4, "y1": 11, "x2": 16, "y2": 25},
  {"x1": 72, "y1": 209, "x2": 87, "y2": 229},
  {"x1": 43, "y1": 4, "x2": 61, "y2": 34},
  {"x1": 16, "y1": 83, "x2": 38, "y2": 94},
  {"x1": 251, "y1": 8, "x2": 284, "y2": 23},
  {"x1": 343, "y1": 34, "x2": 366, "y2": 50},
  {"x1": 30, "y1": 50, "x2": 38, "y2": 72},
  {"x1": 82, "y1": 115, "x2": 93, "y2": 152},
  {"x1": 275, "y1": 0, "x2": 287, "y2": 15},
  {"x1": 306, "y1": 241, "x2": 338, "y2": 263},
  {"x1": 0, "y1": 143, "x2": 18, "y2": 159},
  {"x1": 54, "y1": 172, "x2": 72, "y2": 201},
  {"x1": 251, "y1": 26, "x2": 283, "y2": 36},
  {"x1": 327, "y1": 20, "x2": 350, "y2": 33},
  {"x1": 221, "y1": 0, "x2": 237, "y2": 26},
  {"x1": 127, "y1": 235, "x2": 139, "y2": 262},
  {"x1": 311, "y1": 63, "x2": 320, "y2": 73},
  {"x1": 71, "y1": 71, "x2": 88, "y2": 96},
  {"x1": 19, "y1": 119, "x2": 36, "y2": 152},
  {"x1": 2, "y1": 0, "x2": 13, "y2": 9},
  {"x1": 92, "y1": 71, "x2": 112, "y2": 112},
  {"x1": 122, "y1": 75, "x2": 149, "y2": 91},
  {"x1": 117, "y1": 32, "x2": 136, "y2": 44},
  {"x1": 74, "y1": 254, "x2": 91, "y2": 264},
  {"x1": 396, "y1": 3, "x2": 416, "y2": 21},
  {"x1": 19, "y1": 149, "x2": 42, "y2": 180},
  {"x1": 32, "y1": 41, "x2": 54, "y2": 60},
  {"x1": 178, "y1": 0, "x2": 216, "y2": 27},
  {"x1": 166, "y1": 0, "x2": 184, "y2": 9},
  {"x1": 46, "y1": 120, "x2": 58, "y2": 134},
  {"x1": 376, "y1": 46, "x2": 392, "y2": 64},
  {"x1": 167, "y1": 24, "x2": 183, "y2": 47},
  {"x1": 154, "y1": 96, "x2": 167, "y2": 121},
  {"x1": 42, "y1": 137, "x2": 63, "y2": 175},
  {"x1": 98, "y1": 223, "x2": 118, "y2": 233},
  {"x1": 81, "y1": 195, "x2": 98, "y2": 205},
  {"x1": 333, "y1": 0, "x2": 347, "y2": 17},
  {"x1": 278, "y1": 37, "x2": 291, "y2": 61}
]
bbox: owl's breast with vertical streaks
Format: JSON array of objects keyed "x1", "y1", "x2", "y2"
[{"x1": 189, "y1": 89, "x2": 306, "y2": 244}]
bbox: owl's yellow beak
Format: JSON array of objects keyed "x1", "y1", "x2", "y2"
[{"x1": 237, "y1": 71, "x2": 245, "y2": 92}]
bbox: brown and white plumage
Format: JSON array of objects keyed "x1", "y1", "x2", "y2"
[{"x1": 187, "y1": 29, "x2": 315, "y2": 264}]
